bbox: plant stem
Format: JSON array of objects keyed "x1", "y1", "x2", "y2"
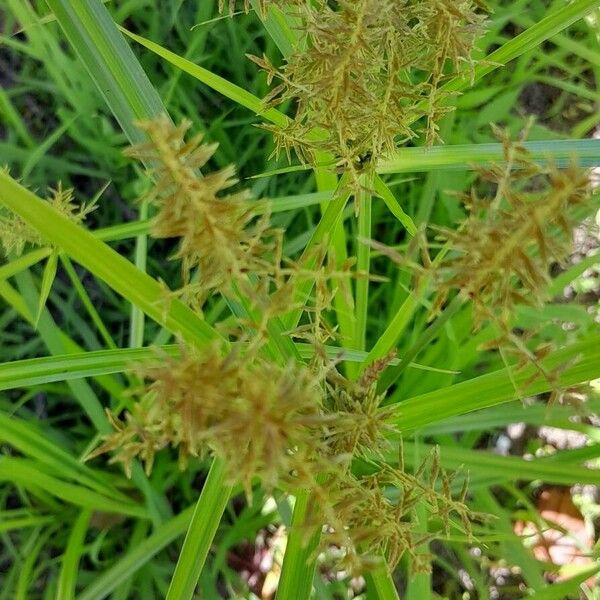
[{"x1": 166, "y1": 459, "x2": 232, "y2": 600}]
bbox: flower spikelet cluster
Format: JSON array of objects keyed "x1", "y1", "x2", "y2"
[
  {"x1": 125, "y1": 116, "x2": 275, "y2": 309},
  {"x1": 434, "y1": 128, "x2": 593, "y2": 340},
  {"x1": 89, "y1": 343, "x2": 326, "y2": 498},
  {"x1": 0, "y1": 180, "x2": 96, "y2": 256},
  {"x1": 322, "y1": 353, "x2": 398, "y2": 459},
  {"x1": 93, "y1": 340, "x2": 477, "y2": 572},
  {"x1": 248, "y1": 0, "x2": 486, "y2": 185},
  {"x1": 311, "y1": 444, "x2": 475, "y2": 574}
]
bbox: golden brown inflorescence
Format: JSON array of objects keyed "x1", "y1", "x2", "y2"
[
  {"x1": 125, "y1": 116, "x2": 275, "y2": 311},
  {"x1": 434, "y1": 127, "x2": 593, "y2": 344},
  {"x1": 89, "y1": 117, "x2": 479, "y2": 574},
  {"x1": 246, "y1": 0, "x2": 486, "y2": 187},
  {"x1": 92, "y1": 340, "x2": 476, "y2": 573},
  {"x1": 89, "y1": 343, "x2": 327, "y2": 499}
]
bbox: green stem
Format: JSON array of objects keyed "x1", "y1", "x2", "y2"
[
  {"x1": 364, "y1": 563, "x2": 400, "y2": 600},
  {"x1": 166, "y1": 459, "x2": 232, "y2": 600},
  {"x1": 379, "y1": 295, "x2": 465, "y2": 394},
  {"x1": 276, "y1": 489, "x2": 321, "y2": 600}
]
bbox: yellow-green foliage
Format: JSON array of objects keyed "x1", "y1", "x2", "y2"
[{"x1": 0, "y1": 179, "x2": 96, "y2": 256}]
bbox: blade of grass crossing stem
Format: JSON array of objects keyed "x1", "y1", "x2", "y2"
[
  {"x1": 373, "y1": 175, "x2": 417, "y2": 236},
  {"x1": 0, "y1": 248, "x2": 52, "y2": 282},
  {"x1": 314, "y1": 162, "x2": 355, "y2": 360},
  {"x1": 166, "y1": 459, "x2": 232, "y2": 600},
  {"x1": 349, "y1": 185, "x2": 372, "y2": 378},
  {"x1": 405, "y1": 439, "x2": 431, "y2": 600},
  {"x1": 120, "y1": 28, "x2": 288, "y2": 129},
  {"x1": 249, "y1": 0, "x2": 298, "y2": 57},
  {"x1": 34, "y1": 248, "x2": 58, "y2": 328},
  {"x1": 394, "y1": 336, "x2": 600, "y2": 432},
  {"x1": 60, "y1": 255, "x2": 118, "y2": 349},
  {"x1": 45, "y1": 0, "x2": 165, "y2": 145},
  {"x1": 111, "y1": 521, "x2": 150, "y2": 600},
  {"x1": 276, "y1": 490, "x2": 321, "y2": 600},
  {"x1": 283, "y1": 182, "x2": 351, "y2": 331},
  {"x1": 362, "y1": 290, "x2": 421, "y2": 368},
  {"x1": 378, "y1": 138, "x2": 600, "y2": 174},
  {"x1": 379, "y1": 295, "x2": 465, "y2": 393},
  {"x1": 3, "y1": 273, "x2": 125, "y2": 412},
  {"x1": 14, "y1": 270, "x2": 108, "y2": 432},
  {"x1": 15, "y1": 528, "x2": 54, "y2": 600},
  {"x1": 0, "y1": 172, "x2": 219, "y2": 347},
  {"x1": 56, "y1": 509, "x2": 92, "y2": 600}
]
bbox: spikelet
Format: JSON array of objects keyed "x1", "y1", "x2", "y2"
[
  {"x1": 434, "y1": 128, "x2": 593, "y2": 340},
  {"x1": 125, "y1": 116, "x2": 275, "y2": 309},
  {"x1": 88, "y1": 343, "x2": 327, "y2": 498},
  {"x1": 322, "y1": 352, "x2": 398, "y2": 459},
  {"x1": 248, "y1": 0, "x2": 486, "y2": 189},
  {"x1": 309, "y1": 445, "x2": 476, "y2": 575},
  {"x1": 0, "y1": 180, "x2": 96, "y2": 256}
]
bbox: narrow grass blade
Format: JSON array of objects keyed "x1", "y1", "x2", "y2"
[
  {"x1": 395, "y1": 335, "x2": 600, "y2": 432},
  {"x1": 401, "y1": 442, "x2": 600, "y2": 486},
  {"x1": 60, "y1": 254, "x2": 117, "y2": 349},
  {"x1": 249, "y1": 0, "x2": 298, "y2": 57},
  {"x1": 282, "y1": 185, "x2": 351, "y2": 330},
  {"x1": 45, "y1": 0, "x2": 165, "y2": 144},
  {"x1": 79, "y1": 506, "x2": 195, "y2": 600},
  {"x1": 378, "y1": 139, "x2": 600, "y2": 174},
  {"x1": 0, "y1": 248, "x2": 52, "y2": 283},
  {"x1": 443, "y1": 0, "x2": 600, "y2": 97},
  {"x1": 120, "y1": 28, "x2": 289, "y2": 128},
  {"x1": 373, "y1": 175, "x2": 417, "y2": 236},
  {"x1": 0, "y1": 172, "x2": 220, "y2": 347},
  {"x1": 34, "y1": 248, "x2": 58, "y2": 328},
  {"x1": 364, "y1": 565, "x2": 400, "y2": 600},
  {"x1": 276, "y1": 489, "x2": 321, "y2": 600},
  {"x1": 15, "y1": 528, "x2": 53, "y2": 600},
  {"x1": 0, "y1": 411, "x2": 127, "y2": 500},
  {"x1": 0, "y1": 457, "x2": 146, "y2": 518},
  {"x1": 166, "y1": 459, "x2": 232, "y2": 600},
  {"x1": 379, "y1": 295, "x2": 464, "y2": 392},
  {"x1": 56, "y1": 508, "x2": 92, "y2": 600},
  {"x1": 528, "y1": 565, "x2": 600, "y2": 599}
]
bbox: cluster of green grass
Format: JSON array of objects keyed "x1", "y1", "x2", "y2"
[{"x1": 0, "y1": 0, "x2": 600, "y2": 598}]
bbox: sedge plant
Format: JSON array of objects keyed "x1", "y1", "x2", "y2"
[{"x1": 0, "y1": 0, "x2": 599, "y2": 599}]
